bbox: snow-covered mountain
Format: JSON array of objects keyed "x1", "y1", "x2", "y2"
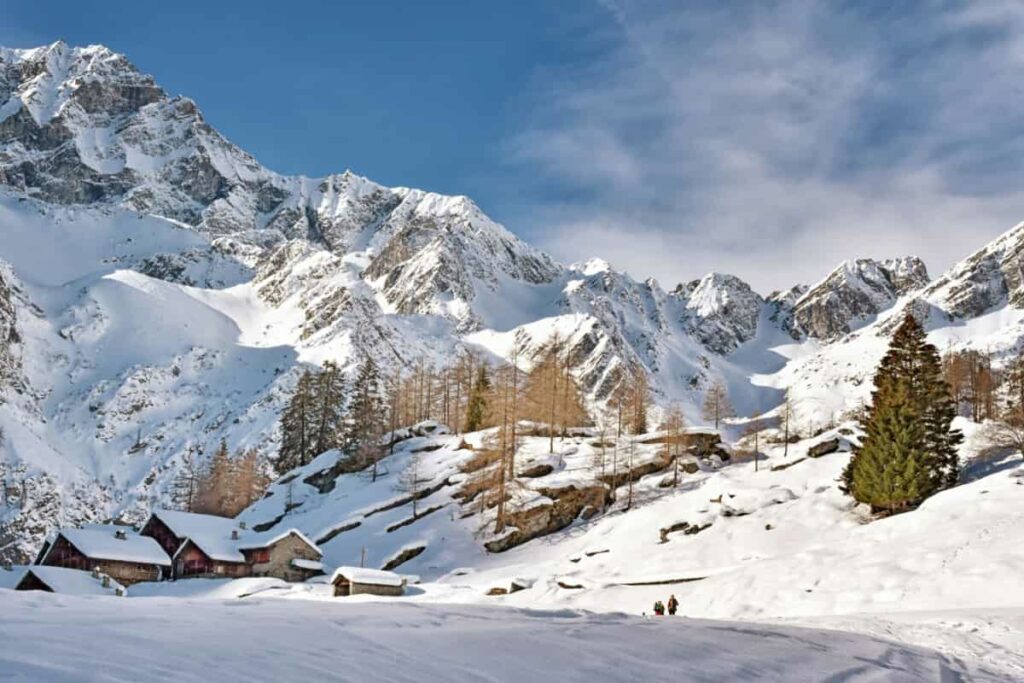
[{"x1": 1, "y1": 40, "x2": 1023, "y2": 566}]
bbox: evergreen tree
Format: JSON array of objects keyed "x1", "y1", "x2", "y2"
[
  {"x1": 844, "y1": 313, "x2": 963, "y2": 512},
  {"x1": 344, "y1": 356, "x2": 386, "y2": 478},
  {"x1": 278, "y1": 369, "x2": 317, "y2": 473},
  {"x1": 850, "y1": 385, "x2": 931, "y2": 513},
  {"x1": 312, "y1": 360, "x2": 346, "y2": 457},
  {"x1": 464, "y1": 365, "x2": 491, "y2": 432}
]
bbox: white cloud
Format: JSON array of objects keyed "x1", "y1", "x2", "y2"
[{"x1": 508, "y1": 0, "x2": 1024, "y2": 293}]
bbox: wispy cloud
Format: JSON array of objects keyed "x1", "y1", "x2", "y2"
[{"x1": 508, "y1": 0, "x2": 1024, "y2": 293}]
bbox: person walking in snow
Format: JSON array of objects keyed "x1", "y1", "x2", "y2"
[
  {"x1": 667, "y1": 594, "x2": 679, "y2": 616},
  {"x1": 653, "y1": 600, "x2": 665, "y2": 616}
]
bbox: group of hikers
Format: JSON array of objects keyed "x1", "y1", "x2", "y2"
[{"x1": 651, "y1": 594, "x2": 679, "y2": 616}]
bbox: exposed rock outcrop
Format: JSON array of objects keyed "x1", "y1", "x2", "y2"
[
  {"x1": 484, "y1": 485, "x2": 609, "y2": 553},
  {"x1": 789, "y1": 258, "x2": 930, "y2": 340},
  {"x1": 807, "y1": 438, "x2": 841, "y2": 458},
  {"x1": 0, "y1": 268, "x2": 17, "y2": 389}
]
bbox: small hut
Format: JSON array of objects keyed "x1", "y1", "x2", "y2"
[
  {"x1": 16, "y1": 566, "x2": 126, "y2": 596},
  {"x1": 239, "y1": 530, "x2": 323, "y2": 583},
  {"x1": 330, "y1": 567, "x2": 406, "y2": 597}
]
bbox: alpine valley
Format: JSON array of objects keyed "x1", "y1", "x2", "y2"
[{"x1": 1, "y1": 41, "x2": 1024, "y2": 679}]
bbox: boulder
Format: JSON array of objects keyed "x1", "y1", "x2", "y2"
[
  {"x1": 518, "y1": 464, "x2": 554, "y2": 478},
  {"x1": 808, "y1": 438, "x2": 841, "y2": 458}
]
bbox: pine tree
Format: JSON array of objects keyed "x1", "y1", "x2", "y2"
[
  {"x1": 844, "y1": 313, "x2": 963, "y2": 512},
  {"x1": 850, "y1": 384, "x2": 931, "y2": 513},
  {"x1": 278, "y1": 369, "x2": 317, "y2": 473},
  {"x1": 311, "y1": 360, "x2": 346, "y2": 457},
  {"x1": 1004, "y1": 348, "x2": 1024, "y2": 413},
  {"x1": 464, "y1": 365, "x2": 490, "y2": 432},
  {"x1": 344, "y1": 356, "x2": 386, "y2": 479}
]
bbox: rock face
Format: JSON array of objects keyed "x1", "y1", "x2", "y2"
[
  {"x1": 924, "y1": 222, "x2": 1024, "y2": 319},
  {"x1": 0, "y1": 267, "x2": 17, "y2": 388},
  {"x1": 789, "y1": 257, "x2": 930, "y2": 340},
  {"x1": 673, "y1": 274, "x2": 763, "y2": 354},
  {"x1": 0, "y1": 42, "x2": 559, "y2": 332},
  {"x1": 484, "y1": 485, "x2": 609, "y2": 553}
]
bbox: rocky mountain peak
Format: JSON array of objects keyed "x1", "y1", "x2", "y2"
[
  {"x1": 788, "y1": 256, "x2": 930, "y2": 340},
  {"x1": 672, "y1": 273, "x2": 762, "y2": 354},
  {"x1": 923, "y1": 221, "x2": 1024, "y2": 319}
]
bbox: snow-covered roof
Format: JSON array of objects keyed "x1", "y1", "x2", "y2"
[
  {"x1": 291, "y1": 558, "x2": 324, "y2": 571},
  {"x1": 330, "y1": 566, "x2": 405, "y2": 587},
  {"x1": 149, "y1": 510, "x2": 246, "y2": 563},
  {"x1": 147, "y1": 511, "x2": 320, "y2": 562},
  {"x1": 54, "y1": 528, "x2": 170, "y2": 566},
  {"x1": 21, "y1": 566, "x2": 126, "y2": 596},
  {"x1": 237, "y1": 529, "x2": 321, "y2": 556}
]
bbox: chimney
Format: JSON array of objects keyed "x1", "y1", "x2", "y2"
[
  {"x1": 114, "y1": 529, "x2": 127, "y2": 540},
  {"x1": 1, "y1": 559, "x2": 12, "y2": 571},
  {"x1": 231, "y1": 529, "x2": 239, "y2": 540},
  {"x1": 238, "y1": 521, "x2": 247, "y2": 530}
]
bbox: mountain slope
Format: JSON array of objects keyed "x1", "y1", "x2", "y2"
[{"x1": 1, "y1": 40, "x2": 1024, "y2": 569}]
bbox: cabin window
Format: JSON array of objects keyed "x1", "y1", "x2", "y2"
[{"x1": 249, "y1": 549, "x2": 270, "y2": 563}]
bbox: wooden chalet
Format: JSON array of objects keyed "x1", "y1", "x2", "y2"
[
  {"x1": 331, "y1": 567, "x2": 406, "y2": 597},
  {"x1": 141, "y1": 510, "x2": 323, "y2": 582},
  {"x1": 38, "y1": 527, "x2": 170, "y2": 586},
  {"x1": 141, "y1": 510, "x2": 248, "y2": 579}
]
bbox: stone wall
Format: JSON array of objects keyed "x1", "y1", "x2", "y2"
[{"x1": 248, "y1": 533, "x2": 320, "y2": 582}]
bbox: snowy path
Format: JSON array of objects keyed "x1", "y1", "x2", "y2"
[{"x1": 0, "y1": 591, "x2": 1000, "y2": 682}]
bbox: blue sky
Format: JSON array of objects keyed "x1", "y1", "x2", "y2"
[{"x1": 4, "y1": 1, "x2": 1024, "y2": 292}]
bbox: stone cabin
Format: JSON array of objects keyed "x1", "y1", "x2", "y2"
[
  {"x1": 240, "y1": 530, "x2": 323, "y2": 583},
  {"x1": 331, "y1": 567, "x2": 406, "y2": 597},
  {"x1": 140, "y1": 510, "x2": 323, "y2": 582},
  {"x1": 38, "y1": 527, "x2": 170, "y2": 586}
]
